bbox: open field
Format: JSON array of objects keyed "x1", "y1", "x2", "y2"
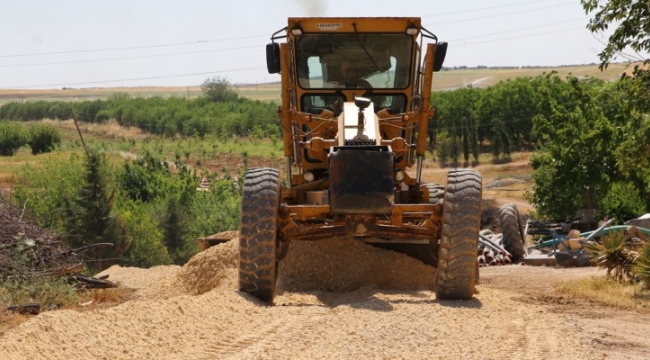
[
  {"x1": 0, "y1": 119, "x2": 534, "y2": 216},
  {"x1": 0, "y1": 63, "x2": 633, "y2": 105}
]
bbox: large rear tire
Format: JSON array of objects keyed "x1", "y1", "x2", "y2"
[
  {"x1": 436, "y1": 169, "x2": 482, "y2": 300},
  {"x1": 498, "y1": 203, "x2": 526, "y2": 262},
  {"x1": 238, "y1": 167, "x2": 281, "y2": 303},
  {"x1": 424, "y1": 183, "x2": 445, "y2": 206}
]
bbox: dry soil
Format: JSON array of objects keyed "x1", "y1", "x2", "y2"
[{"x1": 2, "y1": 236, "x2": 649, "y2": 360}]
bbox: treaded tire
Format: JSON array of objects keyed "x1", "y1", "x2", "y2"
[
  {"x1": 436, "y1": 169, "x2": 482, "y2": 300},
  {"x1": 423, "y1": 183, "x2": 445, "y2": 205},
  {"x1": 498, "y1": 203, "x2": 526, "y2": 262},
  {"x1": 239, "y1": 167, "x2": 281, "y2": 303}
]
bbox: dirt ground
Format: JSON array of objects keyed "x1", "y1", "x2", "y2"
[
  {"x1": 2, "y1": 236, "x2": 649, "y2": 360},
  {"x1": 1, "y1": 159, "x2": 647, "y2": 359}
]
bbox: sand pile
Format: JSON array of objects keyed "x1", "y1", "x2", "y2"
[
  {"x1": 96, "y1": 239, "x2": 239, "y2": 300},
  {"x1": 175, "y1": 238, "x2": 239, "y2": 295},
  {"x1": 279, "y1": 238, "x2": 436, "y2": 292},
  {"x1": 98, "y1": 235, "x2": 436, "y2": 300},
  {"x1": 1, "y1": 234, "x2": 604, "y2": 360}
]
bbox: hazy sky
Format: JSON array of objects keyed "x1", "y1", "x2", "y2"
[{"x1": 0, "y1": 0, "x2": 627, "y2": 89}]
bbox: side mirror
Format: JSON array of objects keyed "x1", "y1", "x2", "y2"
[
  {"x1": 266, "y1": 43, "x2": 281, "y2": 74},
  {"x1": 433, "y1": 42, "x2": 448, "y2": 72}
]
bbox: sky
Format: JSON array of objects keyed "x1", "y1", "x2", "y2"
[{"x1": 0, "y1": 0, "x2": 631, "y2": 89}]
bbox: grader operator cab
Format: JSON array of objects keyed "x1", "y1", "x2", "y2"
[{"x1": 239, "y1": 17, "x2": 482, "y2": 303}]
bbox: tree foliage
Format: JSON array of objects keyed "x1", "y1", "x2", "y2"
[
  {"x1": 581, "y1": 0, "x2": 650, "y2": 68},
  {"x1": 15, "y1": 149, "x2": 243, "y2": 269},
  {"x1": 580, "y1": 0, "x2": 650, "y2": 216},
  {"x1": 434, "y1": 87, "x2": 481, "y2": 163},
  {"x1": 201, "y1": 76, "x2": 239, "y2": 103},
  {"x1": 0, "y1": 89, "x2": 280, "y2": 140},
  {"x1": 28, "y1": 123, "x2": 61, "y2": 154},
  {"x1": 0, "y1": 121, "x2": 28, "y2": 156},
  {"x1": 526, "y1": 77, "x2": 619, "y2": 219},
  {"x1": 62, "y1": 151, "x2": 127, "y2": 270}
]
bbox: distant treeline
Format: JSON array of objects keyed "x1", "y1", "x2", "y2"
[
  {"x1": 0, "y1": 93, "x2": 280, "y2": 139},
  {"x1": 3, "y1": 73, "x2": 650, "y2": 230},
  {"x1": 441, "y1": 64, "x2": 599, "y2": 71},
  {"x1": 431, "y1": 72, "x2": 612, "y2": 162},
  {"x1": 434, "y1": 70, "x2": 650, "y2": 222}
]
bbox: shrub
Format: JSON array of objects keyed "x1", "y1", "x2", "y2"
[
  {"x1": 28, "y1": 123, "x2": 61, "y2": 154},
  {"x1": 585, "y1": 231, "x2": 638, "y2": 282},
  {"x1": 95, "y1": 110, "x2": 112, "y2": 123},
  {"x1": 0, "y1": 277, "x2": 79, "y2": 309},
  {"x1": 635, "y1": 243, "x2": 650, "y2": 289},
  {"x1": 49, "y1": 102, "x2": 73, "y2": 120},
  {"x1": 201, "y1": 76, "x2": 239, "y2": 102},
  {"x1": 599, "y1": 182, "x2": 647, "y2": 223},
  {"x1": 0, "y1": 122, "x2": 28, "y2": 156}
]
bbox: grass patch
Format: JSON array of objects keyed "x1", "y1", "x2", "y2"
[
  {"x1": 0, "y1": 281, "x2": 134, "y2": 335},
  {"x1": 557, "y1": 276, "x2": 650, "y2": 312},
  {"x1": 0, "y1": 277, "x2": 79, "y2": 311},
  {"x1": 0, "y1": 119, "x2": 284, "y2": 189}
]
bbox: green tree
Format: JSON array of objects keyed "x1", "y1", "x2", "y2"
[
  {"x1": 477, "y1": 77, "x2": 540, "y2": 152},
  {"x1": 161, "y1": 195, "x2": 188, "y2": 264},
  {"x1": 599, "y1": 182, "x2": 647, "y2": 222},
  {"x1": 63, "y1": 151, "x2": 126, "y2": 270},
  {"x1": 434, "y1": 87, "x2": 480, "y2": 163},
  {"x1": 201, "y1": 76, "x2": 239, "y2": 102},
  {"x1": 116, "y1": 200, "x2": 171, "y2": 267},
  {"x1": 581, "y1": 1, "x2": 650, "y2": 212},
  {"x1": 581, "y1": 0, "x2": 650, "y2": 68},
  {"x1": 526, "y1": 77, "x2": 618, "y2": 220}
]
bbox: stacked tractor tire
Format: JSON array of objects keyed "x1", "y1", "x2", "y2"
[{"x1": 477, "y1": 203, "x2": 526, "y2": 267}]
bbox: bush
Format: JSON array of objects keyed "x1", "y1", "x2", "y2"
[
  {"x1": 0, "y1": 277, "x2": 79, "y2": 309},
  {"x1": 599, "y1": 182, "x2": 647, "y2": 223},
  {"x1": 95, "y1": 110, "x2": 112, "y2": 123},
  {"x1": 28, "y1": 123, "x2": 61, "y2": 154},
  {"x1": 201, "y1": 76, "x2": 239, "y2": 102},
  {"x1": 635, "y1": 243, "x2": 650, "y2": 289},
  {"x1": 49, "y1": 102, "x2": 73, "y2": 120},
  {"x1": 585, "y1": 231, "x2": 638, "y2": 282},
  {"x1": 0, "y1": 122, "x2": 28, "y2": 156},
  {"x1": 116, "y1": 200, "x2": 172, "y2": 267},
  {"x1": 73, "y1": 100, "x2": 103, "y2": 123}
]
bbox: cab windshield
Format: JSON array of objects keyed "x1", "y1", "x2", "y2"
[{"x1": 294, "y1": 33, "x2": 414, "y2": 90}]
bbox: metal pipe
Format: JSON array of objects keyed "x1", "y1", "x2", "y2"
[
  {"x1": 285, "y1": 157, "x2": 292, "y2": 189},
  {"x1": 584, "y1": 218, "x2": 616, "y2": 240},
  {"x1": 523, "y1": 219, "x2": 530, "y2": 239},
  {"x1": 415, "y1": 155, "x2": 423, "y2": 184},
  {"x1": 479, "y1": 234, "x2": 512, "y2": 257}
]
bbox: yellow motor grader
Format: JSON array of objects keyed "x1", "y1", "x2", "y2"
[{"x1": 239, "y1": 17, "x2": 482, "y2": 303}]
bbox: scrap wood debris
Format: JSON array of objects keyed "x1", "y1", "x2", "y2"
[{"x1": 1, "y1": 198, "x2": 116, "y2": 315}]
